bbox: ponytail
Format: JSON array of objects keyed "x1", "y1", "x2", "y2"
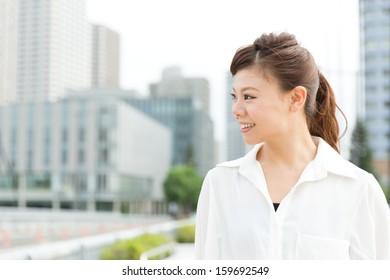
[{"x1": 308, "y1": 72, "x2": 347, "y2": 153}]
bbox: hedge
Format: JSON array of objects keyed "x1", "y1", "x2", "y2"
[
  {"x1": 100, "y1": 233, "x2": 172, "y2": 260},
  {"x1": 175, "y1": 225, "x2": 195, "y2": 243}
]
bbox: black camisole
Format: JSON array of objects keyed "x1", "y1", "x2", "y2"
[{"x1": 273, "y1": 203, "x2": 280, "y2": 211}]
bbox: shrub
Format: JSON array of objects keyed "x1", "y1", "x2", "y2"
[
  {"x1": 100, "y1": 233, "x2": 171, "y2": 260},
  {"x1": 175, "y1": 225, "x2": 195, "y2": 243}
]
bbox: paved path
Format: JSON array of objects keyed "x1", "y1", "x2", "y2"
[{"x1": 166, "y1": 243, "x2": 195, "y2": 260}]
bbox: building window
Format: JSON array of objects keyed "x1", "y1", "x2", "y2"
[
  {"x1": 44, "y1": 125, "x2": 50, "y2": 167},
  {"x1": 27, "y1": 150, "x2": 33, "y2": 170},
  {"x1": 74, "y1": 174, "x2": 87, "y2": 194},
  {"x1": 79, "y1": 127, "x2": 85, "y2": 142},
  {"x1": 62, "y1": 150, "x2": 67, "y2": 166},
  {"x1": 98, "y1": 149, "x2": 109, "y2": 165},
  {"x1": 62, "y1": 128, "x2": 68, "y2": 143},
  {"x1": 27, "y1": 173, "x2": 50, "y2": 189},
  {"x1": 97, "y1": 174, "x2": 107, "y2": 193},
  {"x1": 78, "y1": 149, "x2": 85, "y2": 165},
  {"x1": 98, "y1": 128, "x2": 107, "y2": 142}
]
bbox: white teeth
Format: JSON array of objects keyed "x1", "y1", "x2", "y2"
[{"x1": 240, "y1": 123, "x2": 255, "y2": 129}]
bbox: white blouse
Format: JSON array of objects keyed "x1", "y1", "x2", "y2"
[{"x1": 195, "y1": 137, "x2": 390, "y2": 259}]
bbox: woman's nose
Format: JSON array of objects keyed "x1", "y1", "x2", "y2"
[{"x1": 232, "y1": 99, "x2": 245, "y2": 119}]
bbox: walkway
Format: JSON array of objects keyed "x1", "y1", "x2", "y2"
[{"x1": 166, "y1": 243, "x2": 195, "y2": 260}]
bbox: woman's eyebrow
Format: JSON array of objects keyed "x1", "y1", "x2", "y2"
[{"x1": 232, "y1": 86, "x2": 260, "y2": 93}]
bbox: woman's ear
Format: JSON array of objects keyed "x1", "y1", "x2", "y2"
[{"x1": 289, "y1": 86, "x2": 307, "y2": 112}]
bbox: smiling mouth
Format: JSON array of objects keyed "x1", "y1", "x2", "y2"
[{"x1": 240, "y1": 123, "x2": 255, "y2": 129}]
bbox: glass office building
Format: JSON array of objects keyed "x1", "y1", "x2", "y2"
[{"x1": 360, "y1": 0, "x2": 390, "y2": 185}]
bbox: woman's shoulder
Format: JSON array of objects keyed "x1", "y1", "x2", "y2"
[
  {"x1": 328, "y1": 151, "x2": 379, "y2": 189},
  {"x1": 318, "y1": 138, "x2": 376, "y2": 183},
  {"x1": 332, "y1": 155, "x2": 385, "y2": 202}
]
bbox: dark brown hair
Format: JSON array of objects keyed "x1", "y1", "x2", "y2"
[{"x1": 230, "y1": 32, "x2": 347, "y2": 152}]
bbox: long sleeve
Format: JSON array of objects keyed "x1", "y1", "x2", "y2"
[
  {"x1": 194, "y1": 171, "x2": 221, "y2": 259},
  {"x1": 348, "y1": 174, "x2": 390, "y2": 259}
]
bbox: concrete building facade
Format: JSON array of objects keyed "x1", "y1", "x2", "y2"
[{"x1": 0, "y1": 95, "x2": 172, "y2": 213}]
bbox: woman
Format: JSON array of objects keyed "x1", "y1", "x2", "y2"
[{"x1": 194, "y1": 32, "x2": 390, "y2": 259}]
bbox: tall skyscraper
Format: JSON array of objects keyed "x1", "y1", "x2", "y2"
[
  {"x1": 92, "y1": 24, "x2": 120, "y2": 89},
  {"x1": 360, "y1": 0, "x2": 390, "y2": 185},
  {"x1": 17, "y1": 0, "x2": 91, "y2": 101},
  {"x1": 0, "y1": 0, "x2": 18, "y2": 103}
]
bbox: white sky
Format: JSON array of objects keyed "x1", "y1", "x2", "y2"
[{"x1": 86, "y1": 0, "x2": 360, "y2": 146}]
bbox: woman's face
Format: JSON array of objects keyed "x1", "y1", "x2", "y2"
[{"x1": 231, "y1": 66, "x2": 291, "y2": 145}]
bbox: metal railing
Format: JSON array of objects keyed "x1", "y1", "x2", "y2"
[{"x1": 139, "y1": 242, "x2": 177, "y2": 260}]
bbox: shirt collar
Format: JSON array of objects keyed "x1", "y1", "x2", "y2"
[
  {"x1": 217, "y1": 137, "x2": 358, "y2": 180},
  {"x1": 315, "y1": 137, "x2": 358, "y2": 179}
]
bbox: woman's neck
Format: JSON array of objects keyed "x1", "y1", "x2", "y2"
[{"x1": 257, "y1": 132, "x2": 317, "y2": 168}]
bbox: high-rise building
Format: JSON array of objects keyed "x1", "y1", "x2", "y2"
[
  {"x1": 17, "y1": 0, "x2": 91, "y2": 101},
  {"x1": 225, "y1": 72, "x2": 251, "y2": 161},
  {"x1": 0, "y1": 0, "x2": 18, "y2": 103},
  {"x1": 92, "y1": 24, "x2": 120, "y2": 89},
  {"x1": 146, "y1": 67, "x2": 215, "y2": 175},
  {"x1": 0, "y1": 94, "x2": 171, "y2": 212},
  {"x1": 360, "y1": 0, "x2": 390, "y2": 185},
  {"x1": 127, "y1": 96, "x2": 215, "y2": 177},
  {"x1": 149, "y1": 66, "x2": 210, "y2": 113}
]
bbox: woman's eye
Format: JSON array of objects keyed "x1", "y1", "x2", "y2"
[
  {"x1": 244, "y1": 94, "x2": 254, "y2": 100},
  {"x1": 230, "y1": 93, "x2": 237, "y2": 100}
]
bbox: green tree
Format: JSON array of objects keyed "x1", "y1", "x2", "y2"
[
  {"x1": 350, "y1": 119, "x2": 378, "y2": 178},
  {"x1": 163, "y1": 165, "x2": 203, "y2": 216}
]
